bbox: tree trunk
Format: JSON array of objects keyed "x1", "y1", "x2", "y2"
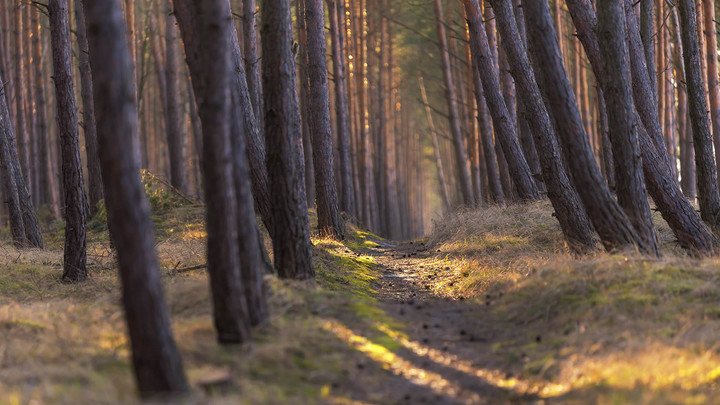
[
  {"x1": 567, "y1": 0, "x2": 718, "y2": 253},
  {"x1": 487, "y1": 0, "x2": 598, "y2": 253},
  {"x1": 175, "y1": 0, "x2": 254, "y2": 343},
  {"x1": 83, "y1": 0, "x2": 188, "y2": 396},
  {"x1": 74, "y1": 0, "x2": 103, "y2": 216},
  {"x1": 703, "y1": 0, "x2": 720, "y2": 189},
  {"x1": 164, "y1": 1, "x2": 187, "y2": 193},
  {"x1": 327, "y1": 0, "x2": 356, "y2": 217},
  {"x1": 304, "y1": 0, "x2": 345, "y2": 238},
  {"x1": 640, "y1": 0, "x2": 657, "y2": 105},
  {"x1": 464, "y1": 0, "x2": 540, "y2": 203},
  {"x1": 677, "y1": 0, "x2": 720, "y2": 230},
  {"x1": 49, "y1": 0, "x2": 88, "y2": 281},
  {"x1": 418, "y1": 75, "x2": 451, "y2": 214},
  {"x1": 433, "y1": 0, "x2": 474, "y2": 206},
  {"x1": 0, "y1": 73, "x2": 26, "y2": 246},
  {"x1": 243, "y1": 0, "x2": 262, "y2": 127},
  {"x1": 596, "y1": 0, "x2": 659, "y2": 255},
  {"x1": 523, "y1": 0, "x2": 646, "y2": 252},
  {"x1": 262, "y1": 0, "x2": 315, "y2": 279}
]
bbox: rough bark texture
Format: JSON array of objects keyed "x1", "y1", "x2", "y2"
[
  {"x1": 433, "y1": 0, "x2": 474, "y2": 206},
  {"x1": 597, "y1": 0, "x2": 659, "y2": 255},
  {"x1": 0, "y1": 74, "x2": 26, "y2": 246},
  {"x1": 567, "y1": 0, "x2": 718, "y2": 253},
  {"x1": 523, "y1": 0, "x2": 644, "y2": 252},
  {"x1": 677, "y1": 0, "x2": 720, "y2": 229},
  {"x1": 465, "y1": 0, "x2": 540, "y2": 202},
  {"x1": 262, "y1": 0, "x2": 315, "y2": 279},
  {"x1": 488, "y1": 0, "x2": 597, "y2": 253},
  {"x1": 175, "y1": 0, "x2": 253, "y2": 343},
  {"x1": 703, "y1": 0, "x2": 720, "y2": 189},
  {"x1": 48, "y1": 0, "x2": 89, "y2": 281},
  {"x1": 164, "y1": 2, "x2": 187, "y2": 193},
  {"x1": 328, "y1": 0, "x2": 356, "y2": 218},
  {"x1": 304, "y1": 0, "x2": 345, "y2": 238},
  {"x1": 640, "y1": 0, "x2": 657, "y2": 105},
  {"x1": 74, "y1": 0, "x2": 102, "y2": 217},
  {"x1": 83, "y1": 0, "x2": 188, "y2": 396}
]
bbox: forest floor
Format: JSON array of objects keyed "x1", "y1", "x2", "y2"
[{"x1": 2, "y1": 185, "x2": 720, "y2": 404}]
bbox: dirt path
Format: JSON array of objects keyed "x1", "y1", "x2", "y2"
[{"x1": 340, "y1": 240, "x2": 539, "y2": 405}]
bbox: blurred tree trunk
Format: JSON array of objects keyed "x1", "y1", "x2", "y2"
[
  {"x1": 703, "y1": 0, "x2": 720, "y2": 189},
  {"x1": 243, "y1": 0, "x2": 262, "y2": 127},
  {"x1": 83, "y1": 0, "x2": 188, "y2": 396},
  {"x1": 164, "y1": 1, "x2": 187, "y2": 193},
  {"x1": 74, "y1": 0, "x2": 103, "y2": 216},
  {"x1": 418, "y1": 75, "x2": 451, "y2": 214},
  {"x1": 0, "y1": 71, "x2": 27, "y2": 246}
]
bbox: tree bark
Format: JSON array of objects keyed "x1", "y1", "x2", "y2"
[
  {"x1": 328, "y1": 0, "x2": 356, "y2": 218},
  {"x1": 175, "y1": 0, "x2": 254, "y2": 343},
  {"x1": 677, "y1": 0, "x2": 720, "y2": 229},
  {"x1": 0, "y1": 74, "x2": 26, "y2": 246},
  {"x1": 596, "y1": 0, "x2": 659, "y2": 254},
  {"x1": 464, "y1": 0, "x2": 540, "y2": 202},
  {"x1": 243, "y1": 0, "x2": 262, "y2": 127},
  {"x1": 488, "y1": 0, "x2": 598, "y2": 253},
  {"x1": 640, "y1": 0, "x2": 657, "y2": 106},
  {"x1": 523, "y1": 0, "x2": 646, "y2": 252},
  {"x1": 262, "y1": 0, "x2": 315, "y2": 279},
  {"x1": 304, "y1": 0, "x2": 345, "y2": 238},
  {"x1": 83, "y1": 0, "x2": 188, "y2": 396},
  {"x1": 703, "y1": 0, "x2": 720, "y2": 189},
  {"x1": 48, "y1": 0, "x2": 89, "y2": 281},
  {"x1": 74, "y1": 0, "x2": 103, "y2": 216},
  {"x1": 164, "y1": 1, "x2": 187, "y2": 193}
]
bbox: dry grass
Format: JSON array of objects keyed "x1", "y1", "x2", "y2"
[{"x1": 425, "y1": 200, "x2": 720, "y2": 402}]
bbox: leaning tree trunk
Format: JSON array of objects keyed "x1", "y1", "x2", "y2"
[
  {"x1": 464, "y1": 0, "x2": 540, "y2": 203},
  {"x1": 596, "y1": 0, "x2": 658, "y2": 255},
  {"x1": 74, "y1": 0, "x2": 102, "y2": 217},
  {"x1": 304, "y1": 0, "x2": 345, "y2": 238},
  {"x1": 433, "y1": 0, "x2": 475, "y2": 205},
  {"x1": 522, "y1": 0, "x2": 647, "y2": 253},
  {"x1": 566, "y1": 0, "x2": 718, "y2": 253},
  {"x1": 48, "y1": 0, "x2": 88, "y2": 281},
  {"x1": 175, "y1": 0, "x2": 254, "y2": 343},
  {"x1": 677, "y1": 0, "x2": 720, "y2": 230},
  {"x1": 83, "y1": 0, "x2": 188, "y2": 396},
  {"x1": 262, "y1": 0, "x2": 315, "y2": 279},
  {"x1": 486, "y1": 0, "x2": 598, "y2": 253}
]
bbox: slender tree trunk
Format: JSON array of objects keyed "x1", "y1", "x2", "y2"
[
  {"x1": 488, "y1": 0, "x2": 597, "y2": 253},
  {"x1": 83, "y1": 0, "x2": 188, "y2": 396},
  {"x1": 243, "y1": 0, "x2": 262, "y2": 127},
  {"x1": 596, "y1": 0, "x2": 658, "y2": 254},
  {"x1": 175, "y1": 0, "x2": 254, "y2": 343},
  {"x1": 49, "y1": 0, "x2": 88, "y2": 281},
  {"x1": 0, "y1": 73, "x2": 26, "y2": 246},
  {"x1": 464, "y1": 0, "x2": 540, "y2": 203},
  {"x1": 262, "y1": 0, "x2": 314, "y2": 278},
  {"x1": 164, "y1": 2, "x2": 187, "y2": 193},
  {"x1": 677, "y1": 0, "x2": 720, "y2": 229},
  {"x1": 433, "y1": 0, "x2": 474, "y2": 205},
  {"x1": 296, "y1": 0, "x2": 316, "y2": 210},
  {"x1": 74, "y1": 0, "x2": 103, "y2": 216},
  {"x1": 640, "y1": 0, "x2": 657, "y2": 105},
  {"x1": 13, "y1": 2, "x2": 29, "y2": 181},
  {"x1": 304, "y1": 0, "x2": 345, "y2": 238},
  {"x1": 703, "y1": 0, "x2": 720, "y2": 188},
  {"x1": 328, "y1": 0, "x2": 356, "y2": 217}
]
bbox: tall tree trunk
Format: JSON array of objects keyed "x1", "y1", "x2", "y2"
[
  {"x1": 175, "y1": 0, "x2": 254, "y2": 343},
  {"x1": 296, "y1": 0, "x2": 316, "y2": 210},
  {"x1": 83, "y1": 0, "x2": 188, "y2": 396},
  {"x1": 488, "y1": 0, "x2": 598, "y2": 253},
  {"x1": 703, "y1": 0, "x2": 720, "y2": 189},
  {"x1": 640, "y1": 0, "x2": 657, "y2": 105},
  {"x1": 328, "y1": 0, "x2": 356, "y2": 217},
  {"x1": 164, "y1": 2, "x2": 187, "y2": 193},
  {"x1": 677, "y1": 0, "x2": 720, "y2": 230},
  {"x1": 596, "y1": 0, "x2": 658, "y2": 254},
  {"x1": 13, "y1": 2, "x2": 29, "y2": 181},
  {"x1": 464, "y1": 0, "x2": 540, "y2": 203},
  {"x1": 433, "y1": 0, "x2": 474, "y2": 205},
  {"x1": 49, "y1": 0, "x2": 88, "y2": 281},
  {"x1": 243, "y1": 0, "x2": 262, "y2": 127},
  {"x1": 262, "y1": 0, "x2": 314, "y2": 278},
  {"x1": 304, "y1": 0, "x2": 345, "y2": 238},
  {"x1": 523, "y1": 0, "x2": 647, "y2": 252},
  {"x1": 74, "y1": 0, "x2": 103, "y2": 216},
  {"x1": 0, "y1": 72, "x2": 26, "y2": 246}
]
